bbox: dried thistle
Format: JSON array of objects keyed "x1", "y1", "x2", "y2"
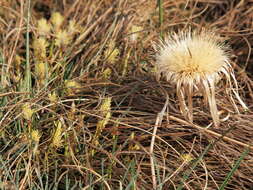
[{"x1": 155, "y1": 29, "x2": 247, "y2": 127}]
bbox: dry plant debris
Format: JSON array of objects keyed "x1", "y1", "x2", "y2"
[{"x1": 0, "y1": 0, "x2": 253, "y2": 189}]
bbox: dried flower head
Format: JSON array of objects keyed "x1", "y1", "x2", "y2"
[{"x1": 155, "y1": 29, "x2": 247, "y2": 127}]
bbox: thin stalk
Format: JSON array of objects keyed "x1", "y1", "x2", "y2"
[
  {"x1": 25, "y1": 0, "x2": 32, "y2": 95},
  {"x1": 158, "y1": 0, "x2": 164, "y2": 39},
  {"x1": 219, "y1": 148, "x2": 250, "y2": 190}
]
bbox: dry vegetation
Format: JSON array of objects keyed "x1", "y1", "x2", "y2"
[{"x1": 0, "y1": 0, "x2": 253, "y2": 189}]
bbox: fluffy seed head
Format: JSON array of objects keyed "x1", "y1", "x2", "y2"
[
  {"x1": 156, "y1": 30, "x2": 229, "y2": 85},
  {"x1": 155, "y1": 29, "x2": 247, "y2": 127}
]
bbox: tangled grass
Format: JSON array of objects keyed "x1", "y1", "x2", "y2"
[{"x1": 0, "y1": 0, "x2": 253, "y2": 189}]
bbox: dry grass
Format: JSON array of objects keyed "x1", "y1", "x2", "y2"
[{"x1": 0, "y1": 0, "x2": 253, "y2": 189}]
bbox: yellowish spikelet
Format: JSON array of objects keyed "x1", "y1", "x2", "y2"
[
  {"x1": 32, "y1": 37, "x2": 48, "y2": 60},
  {"x1": 67, "y1": 20, "x2": 80, "y2": 35},
  {"x1": 102, "y1": 68, "x2": 112, "y2": 79},
  {"x1": 180, "y1": 153, "x2": 194, "y2": 163},
  {"x1": 55, "y1": 30, "x2": 71, "y2": 47},
  {"x1": 155, "y1": 29, "x2": 247, "y2": 127},
  {"x1": 129, "y1": 25, "x2": 143, "y2": 43},
  {"x1": 50, "y1": 12, "x2": 64, "y2": 31},
  {"x1": 37, "y1": 18, "x2": 51, "y2": 36},
  {"x1": 22, "y1": 103, "x2": 34, "y2": 121},
  {"x1": 51, "y1": 120, "x2": 63, "y2": 148},
  {"x1": 65, "y1": 80, "x2": 81, "y2": 95},
  {"x1": 31, "y1": 129, "x2": 41, "y2": 143},
  {"x1": 48, "y1": 91, "x2": 58, "y2": 103},
  {"x1": 104, "y1": 41, "x2": 119, "y2": 64},
  {"x1": 92, "y1": 97, "x2": 112, "y2": 146},
  {"x1": 97, "y1": 97, "x2": 111, "y2": 130},
  {"x1": 35, "y1": 62, "x2": 47, "y2": 80},
  {"x1": 68, "y1": 101, "x2": 76, "y2": 121}
]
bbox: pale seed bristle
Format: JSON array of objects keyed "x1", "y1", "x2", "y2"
[{"x1": 155, "y1": 29, "x2": 247, "y2": 127}]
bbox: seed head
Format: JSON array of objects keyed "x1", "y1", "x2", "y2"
[
  {"x1": 155, "y1": 29, "x2": 247, "y2": 127},
  {"x1": 55, "y1": 30, "x2": 71, "y2": 47},
  {"x1": 50, "y1": 12, "x2": 64, "y2": 31},
  {"x1": 37, "y1": 18, "x2": 51, "y2": 36}
]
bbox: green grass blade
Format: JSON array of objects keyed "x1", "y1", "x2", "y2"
[
  {"x1": 219, "y1": 148, "x2": 250, "y2": 190},
  {"x1": 176, "y1": 143, "x2": 212, "y2": 190}
]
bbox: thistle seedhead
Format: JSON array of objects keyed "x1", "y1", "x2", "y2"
[{"x1": 155, "y1": 29, "x2": 247, "y2": 127}]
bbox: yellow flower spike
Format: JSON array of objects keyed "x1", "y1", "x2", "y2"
[
  {"x1": 35, "y1": 62, "x2": 47, "y2": 80},
  {"x1": 50, "y1": 12, "x2": 64, "y2": 31},
  {"x1": 51, "y1": 120, "x2": 63, "y2": 148},
  {"x1": 180, "y1": 153, "x2": 194, "y2": 163},
  {"x1": 55, "y1": 30, "x2": 71, "y2": 47},
  {"x1": 67, "y1": 20, "x2": 80, "y2": 35},
  {"x1": 48, "y1": 91, "x2": 58, "y2": 103},
  {"x1": 22, "y1": 103, "x2": 34, "y2": 121},
  {"x1": 37, "y1": 18, "x2": 51, "y2": 36},
  {"x1": 104, "y1": 41, "x2": 119, "y2": 64},
  {"x1": 100, "y1": 97, "x2": 111, "y2": 113},
  {"x1": 155, "y1": 29, "x2": 247, "y2": 127},
  {"x1": 92, "y1": 97, "x2": 112, "y2": 149},
  {"x1": 68, "y1": 101, "x2": 76, "y2": 121},
  {"x1": 129, "y1": 25, "x2": 143, "y2": 43},
  {"x1": 32, "y1": 37, "x2": 48, "y2": 60},
  {"x1": 65, "y1": 80, "x2": 82, "y2": 95},
  {"x1": 130, "y1": 132, "x2": 135, "y2": 140},
  {"x1": 102, "y1": 68, "x2": 112, "y2": 79},
  {"x1": 14, "y1": 55, "x2": 22, "y2": 67},
  {"x1": 31, "y1": 129, "x2": 41, "y2": 143}
]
